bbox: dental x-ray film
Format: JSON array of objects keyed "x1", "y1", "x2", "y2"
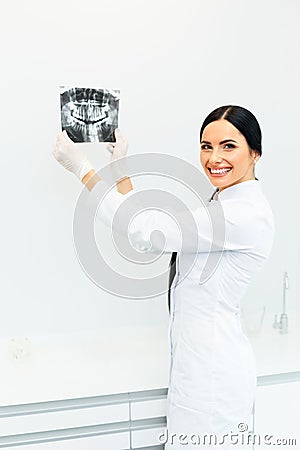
[{"x1": 60, "y1": 86, "x2": 120, "y2": 143}]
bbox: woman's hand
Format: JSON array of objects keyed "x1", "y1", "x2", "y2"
[{"x1": 53, "y1": 130, "x2": 94, "y2": 181}]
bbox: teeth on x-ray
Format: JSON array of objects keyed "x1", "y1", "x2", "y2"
[{"x1": 60, "y1": 87, "x2": 120, "y2": 143}]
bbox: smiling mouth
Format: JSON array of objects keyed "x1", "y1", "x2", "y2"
[{"x1": 208, "y1": 167, "x2": 233, "y2": 175}]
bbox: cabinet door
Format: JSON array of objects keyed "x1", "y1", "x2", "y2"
[
  {"x1": 0, "y1": 404, "x2": 129, "y2": 436},
  {"x1": 130, "y1": 398, "x2": 167, "y2": 448},
  {"x1": 131, "y1": 427, "x2": 166, "y2": 448},
  {"x1": 131, "y1": 398, "x2": 167, "y2": 420},
  {"x1": 254, "y1": 382, "x2": 300, "y2": 449},
  {"x1": 1, "y1": 433, "x2": 130, "y2": 450}
]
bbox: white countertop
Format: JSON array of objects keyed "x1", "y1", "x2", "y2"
[
  {"x1": 1, "y1": 314, "x2": 299, "y2": 407},
  {"x1": 0, "y1": 326, "x2": 170, "y2": 406}
]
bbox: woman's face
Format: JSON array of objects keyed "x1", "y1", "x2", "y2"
[{"x1": 200, "y1": 119, "x2": 260, "y2": 192}]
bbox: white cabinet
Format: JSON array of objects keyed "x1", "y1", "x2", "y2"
[
  {"x1": 130, "y1": 398, "x2": 167, "y2": 447},
  {"x1": 131, "y1": 398, "x2": 167, "y2": 420},
  {"x1": 7, "y1": 433, "x2": 130, "y2": 450},
  {"x1": 0, "y1": 390, "x2": 167, "y2": 449},
  {"x1": 131, "y1": 427, "x2": 166, "y2": 448},
  {"x1": 4, "y1": 379, "x2": 299, "y2": 450},
  {"x1": 0, "y1": 404, "x2": 129, "y2": 436}
]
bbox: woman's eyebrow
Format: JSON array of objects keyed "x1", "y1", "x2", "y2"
[{"x1": 201, "y1": 139, "x2": 238, "y2": 145}]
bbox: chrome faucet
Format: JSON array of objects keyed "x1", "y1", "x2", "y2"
[{"x1": 273, "y1": 271, "x2": 289, "y2": 334}]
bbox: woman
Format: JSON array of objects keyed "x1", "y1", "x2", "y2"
[{"x1": 53, "y1": 105, "x2": 275, "y2": 448}]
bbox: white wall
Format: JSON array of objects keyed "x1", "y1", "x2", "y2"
[{"x1": 1, "y1": 0, "x2": 299, "y2": 338}]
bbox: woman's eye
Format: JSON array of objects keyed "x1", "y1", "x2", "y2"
[{"x1": 201, "y1": 144, "x2": 235, "y2": 151}]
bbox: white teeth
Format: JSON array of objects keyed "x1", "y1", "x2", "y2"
[{"x1": 210, "y1": 168, "x2": 232, "y2": 174}]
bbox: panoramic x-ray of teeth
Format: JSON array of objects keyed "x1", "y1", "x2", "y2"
[{"x1": 60, "y1": 87, "x2": 120, "y2": 143}]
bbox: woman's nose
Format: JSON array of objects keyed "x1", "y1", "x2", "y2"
[{"x1": 208, "y1": 151, "x2": 223, "y2": 164}]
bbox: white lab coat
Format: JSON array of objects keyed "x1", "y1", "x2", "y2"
[{"x1": 86, "y1": 178, "x2": 275, "y2": 449}]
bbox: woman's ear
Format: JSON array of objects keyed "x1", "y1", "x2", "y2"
[{"x1": 252, "y1": 151, "x2": 260, "y2": 164}]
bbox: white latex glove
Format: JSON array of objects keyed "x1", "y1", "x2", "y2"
[
  {"x1": 53, "y1": 130, "x2": 94, "y2": 181},
  {"x1": 106, "y1": 128, "x2": 128, "y2": 161},
  {"x1": 106, "y1": 128, "x2": 129, "y2": 181}
]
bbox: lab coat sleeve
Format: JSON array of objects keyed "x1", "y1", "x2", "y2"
[{"x1": 86, "y1": 180, "x2": 265, "y2": 254}]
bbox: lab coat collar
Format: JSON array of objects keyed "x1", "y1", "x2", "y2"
[{"x1": 214, "y1": 179, "x2": 261, "y2": 201}]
